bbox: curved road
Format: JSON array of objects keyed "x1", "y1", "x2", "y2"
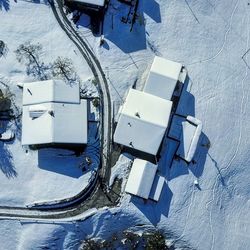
[{"x1": 0, "y1": 0, "x2": 113, "y2": 219}]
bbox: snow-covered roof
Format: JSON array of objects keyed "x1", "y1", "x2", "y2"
[
  {"x1": 114, "y1": 89, "x2": 172, "y2": 155},
  {"x1": 143, "y1": 56, "x2": 183, "y2": 100},
  {"x1": 72, "y1": 0, "x2": 105, "y2": 6},
  {"x1": 23, "y1": 80, "x2": 80, "y2": 106},
  {"x1": 176, "y1": 116, "x2": 202, "y2": 162},
  {"x1": 22, "y1": 100, "x2": 87, "y2": 145},
  {"x1": 22, "y1": 80, "x2": 87, "y2": 146},
  {"x1": 125, "y1": 159, "x2": 157, "y2": 199}
]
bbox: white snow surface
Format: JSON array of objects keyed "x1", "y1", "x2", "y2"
[
  {"x1": 0, "y1": 0, "x2": 97, "y2": 207},
  {"x1": 0, "y1": 0, "x2": 250, "y2": 249}
]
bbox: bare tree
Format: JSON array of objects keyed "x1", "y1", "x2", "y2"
[
  {"x1": 0, "y1": 78, "x2": 22, "y2": 121},
  {"x1": 0, "y1": 88, "x2": 12, "y2": 112},
  {"x1": 15, "y1": 42, "x2": 50, "y2": 80},
  {"x1": 52, "y1": 56, "x2": 80, "y2": 85},
  {"x1": 0, "y1": 40, "x2": 8, "y2": 58}
]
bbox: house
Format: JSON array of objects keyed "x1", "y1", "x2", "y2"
[
  {"x1": 113, "y1": 89, "x2": 172, "y2": 160},
  {"x1": 64, "y1": 0, "x2": 106, "y2": 12},
  {"x1": 21, "y1": 80, "x2": 87, "y2": 148},
  {"x1": 125, "y1": 159, "x2": 165, "y2": 201},
  {"x1": 143, "y1": 56, "x2": 187, "y2": 101}
]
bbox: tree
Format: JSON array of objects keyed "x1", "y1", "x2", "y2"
[
  {"x1": 144, "y1": 231, "x2": 168, "y2": 250},
  {"x1": 0, "y1": 78, "x2": 21, "y2": 120},
  {"x1": 52, "y1": 56, "x2": 80, "y2": 85},
  {"x1": 92, "y1": 97, "x2": 99, "y2": 108},
  {"x1": 0, "y1": 40, "x2": 8, "y2": 58},
  {"x1": 15, "y1": 42, "x2": 50, "y2": 80},
  {"x1": 0, "y1": 89, "x2": 12, "y2": 112}
]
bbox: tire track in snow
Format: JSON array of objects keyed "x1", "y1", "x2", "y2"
[
  {"x1": 187, "y1": 0, "x2": 239, "y2": 66},
  {"x1": 205, "y1": 5, "x2": 249, "y2": 249}
]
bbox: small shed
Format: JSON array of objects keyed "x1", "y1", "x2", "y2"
[
  {"x1": 114, "y1": 89, "x2": 173, "y2": 156},
  {"x1": 125, "y1": 159, "x2": 164, "y2": 201},
  {"x1": 143, "y1": 56, "x2": 186, "y2": 100},
  {"x1": 22, "y1": 80, "x2": 87, "y2": 147},
  {"x1": 176, "y1": 116, "x2": 202, "y2": 162}
]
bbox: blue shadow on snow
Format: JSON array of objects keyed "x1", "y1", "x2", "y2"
[
  {"x1": 131, "y1": 181, "x2": 173, "y2": 226},
  {"x1": 38, "y1": 148, "x2": 83, "y2": 178},
  {"x1": 0, "y1": 0, "x2": 9, "y2": 11}
]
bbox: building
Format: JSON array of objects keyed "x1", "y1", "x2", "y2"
[
  {"x1": 176, "y1": 116, "x2": 202, "y2": 162},
  {"x1": 64, "y1": 0, "x2": 106, "y2": 12},
  {"x1": 22, "y1": 80, "x2": 87, "y2": 148},
  {"x1": 168, "y1": 115, "x2": 202, "y2": 163},
  {"x1": 118, "y1": 0, "x2": 134, "y2": 5},
  {"x1": 114, "y1": 89, "x2": 173, "y2": 160},
  {"x1": 125, "y1": 159, "x2": 165, "y2": 201},
  {"x1": 143, "y1": 56, "x2": 187, "y2": 100}
]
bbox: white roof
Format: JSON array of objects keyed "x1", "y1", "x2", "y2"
[
  {"x1": 23, "y1": 80, "x2": 80, "y2": 106},
  {"x1": 143, "y1": 56, "x2": 183, "y2": 100},
  {"x1": 22, "y1": 100, "x2": 87, "y2": 145},
  {"x1": 125, "y1": 159, "x2": 157, "y2": 199},
  {"x1": 73, "y1": 0, "x2": 105, "y2": 6},
  {"x1": 176, "y1": 116, "x2": 202, "y2": 162},
  {"x1": 114, "y1": 89, "x2": 172, "y2": 155}
]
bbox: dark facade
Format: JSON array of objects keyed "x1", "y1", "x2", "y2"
[{"x1": 64, "y1": 0, "x2": 106, "y2": 12}]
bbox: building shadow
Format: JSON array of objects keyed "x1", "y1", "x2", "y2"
[
  {"x1": 103, "y1": 0, "x2": 147, "y2": 53},
  {"x1": 0, "y1": 0, "x2": 10, "y2": 11},
  {"x1": 175, "y1": 75, "x2": 195, "y2": 117},
  {"x1": 158, "y1": 75, "x2": 209, "y2": 184},
  {"x1": 167, "y1": 159, "x2": 189, "y2": 180},
  {"x1": 188, "y1": 133, "x2": 210, "y2": 180},
  {"x1": 37, "y1": 113, "x2": 100, "y2": 178},
  {"x1": 38, "y1": 148, "x2": 84, "y2": 178},
  {"x1": 167, "y1": 132, "x2": 209, "y2": 183},
  {"x1": 131, "y1": 181, "x2": 173, "y2": 226},
  {"x1": 143, "y1": 0, "x2": 161, "y2": 23},
  {"x1": 67, "y1": 0, "x2": 161, "y2": 53}
]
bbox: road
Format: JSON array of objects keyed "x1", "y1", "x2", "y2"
[{"x1": 0, "y1": 0, "x2": 114, "y2": 220}]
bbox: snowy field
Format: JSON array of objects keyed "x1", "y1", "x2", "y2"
[
  {"x1": 0, "y1": 0, "x2": 99, "y2": 206},
  {"x1": 1, "y1": 0, "x2": 250, "y2": 249}
]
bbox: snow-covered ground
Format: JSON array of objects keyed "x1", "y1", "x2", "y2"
[
  {"x1": 0, "y1": 0, "x2": 99, "y2": 206},
  {"x1": 1, "y1": 0, "x2": 250, "y2": 249}
]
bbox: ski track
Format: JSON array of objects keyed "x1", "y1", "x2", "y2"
[
  {"x1": 187, "y1": 0, "x2": 239, "y2": 66},
  {"x1": 206, "y1": 4, "x2": 249, "y2": 249}
]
